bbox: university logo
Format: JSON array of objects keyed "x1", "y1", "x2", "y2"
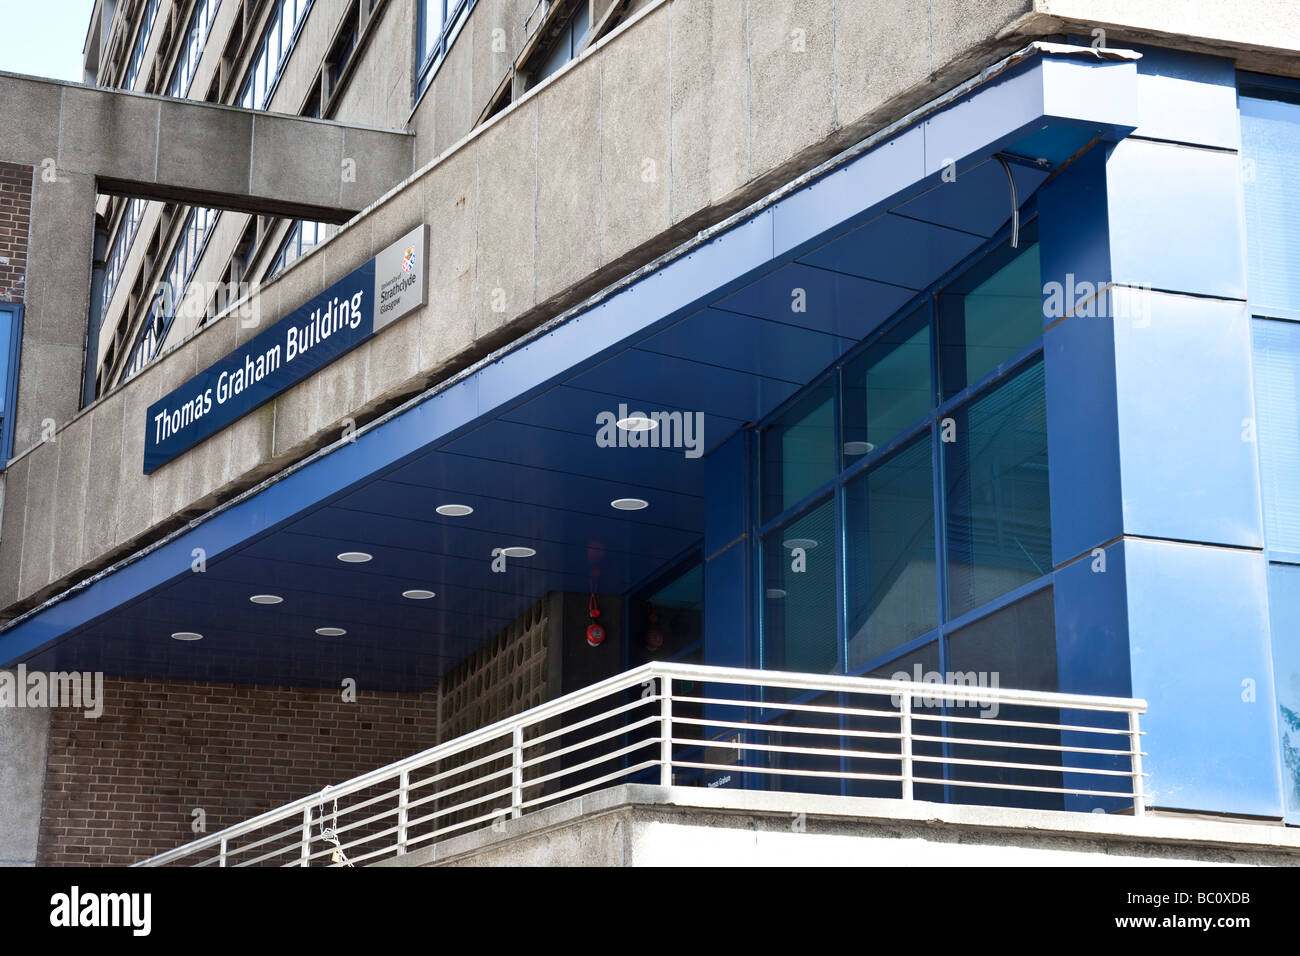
[{"x1": 402, "y1": 245, "x2": 417, "y2": 274}]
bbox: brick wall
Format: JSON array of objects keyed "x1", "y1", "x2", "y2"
[
  {"x1": 0, "y1": 163, "x2": 32, "y2": 303},
  {"x1": 37, "y1": 677, "x2": 440, "y2": 866}
]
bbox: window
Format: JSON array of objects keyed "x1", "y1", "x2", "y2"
[
  {"x1": 844, "y1": 435, "x2": 936, "y2": 669},
  {"x1": 122, "y1": 0, "x2": 161, "y2": 90},
  {"x1": 943, "y1": 359, "x2": 1051, "y2": 619},
  {"x1": 759, "y1": 376, "x2": 834, "y2": 522},
  {"x1": 1241, "y1": 81, "x2": 1300, "y2": 318},
  {"x1": 938, "y1": 222, "x2": 1041, "y2": 398},
  {"x1": 417, "y1": 0, "x2": 473, "y2": 97},
  {"x1": 627, "y1": 559, "x2": 703, "y2": 668},
  {"x1": 762, "y1": 497, "x2": 837, "y2": 673},
  {"x1": 755, "y1": 230, "x2": 1049, "y2": 678},
  {"x1": 168, "y1": 0, "x2": 221, "y2": 99},
  {"x1": 267, "y1": 220, "x2": 329, "y2": 279},
  {"x1": 529, "y1": 1, "x2": 591, "y2": 88},
  {"x1": 102, "y1": 197, "x2": 146, "y2": 313},
  {"x1": 0, "y1": 305, "x2": 22, "y2": 466},
  {"x1": 841, "y1": 304, "x2": 932, "y2": 461},
  {"x1": 123, "y1": 207, "x2": 217, "y2": 382},
  {"x1": 239, "y1": 0, "x2": 315, "y2": 111}
]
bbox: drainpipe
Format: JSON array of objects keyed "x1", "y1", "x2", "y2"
[{"x1": 82, "y1": 213, "x2": 109, "y2": 409}]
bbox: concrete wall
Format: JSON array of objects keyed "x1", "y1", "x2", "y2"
[
  {"x1": 0, "y1": 679, "x2": 50, "y2": 867},
  {"x1": 381, "y1": 784, "x2": 1300, "y2": 866}
]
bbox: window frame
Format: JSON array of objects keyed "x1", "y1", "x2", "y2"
[
  {"x1": 0, "y1": 303, "x2": 23, "y2": 468},
  {"x1": 122, "y1": 206, "x2": 219, "y2": 383},
  {"x1": 751, "y1": 212, "x2": 1052, "y2": 681},
  {"x1": 238, "y1": 0, "x2": 316, "y2": 113},
  {"x1": 415, "y1": 0, "x2": 474, "y2": 99}
]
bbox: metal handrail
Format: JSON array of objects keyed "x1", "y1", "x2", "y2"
[{"x1": 136, "y1": 662, "x2": 1148, "y2": 866}]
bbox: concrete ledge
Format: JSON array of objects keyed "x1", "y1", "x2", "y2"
[
  {"x1": 1031, "y1": 0, "x2": 1300, "y2": 77},
  {"x1": 375, "y1": 784, "x2": 1300, "y2": 866}
]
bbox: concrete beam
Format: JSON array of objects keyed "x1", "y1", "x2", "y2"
[
  {"x1": 0, "y1": 72, "x2": 414, "y2": 222},
  {"x1": 1031, "y1": 0, "x2": 1300, "y2": 76}
]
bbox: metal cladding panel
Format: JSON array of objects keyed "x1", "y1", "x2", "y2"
[
  {"x1": 1113, "y1": 293, "x2": 1264, "y2": 548},
  {"x1": 1124, "y1": 538, "x2": 1282, "y2": 818},
  {"x1": 715, "y1": 263, "x2": 916, "y2": 340},
  {"x1": 1044, "y1": 308, "x2": 1123, "y2": 566},
  {"x1": 1105, "y1": 139, "x2": 1248, "y2": 300},
  {"x1": 639, "y1": 308, "x2": 857, "y2": 385},
  {"x1": 1131, "y1": 46, "x2": 1241, "y2": 149},
  {"x1": 1036, "y1": 144, "x2": 1114, "y2": 326}
]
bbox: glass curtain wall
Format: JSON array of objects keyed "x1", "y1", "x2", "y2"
[{"x1": 752, "y1": 221, "x2": 1066, "y2": 808}]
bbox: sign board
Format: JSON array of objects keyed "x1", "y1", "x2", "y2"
[{"x1": 143, "y1": 225, "x2": 427, "y2": 474}]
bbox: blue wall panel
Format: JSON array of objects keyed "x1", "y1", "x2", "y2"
[
  {"x1": 1105, "y1": 139, "x2": 1247, "y2": 299},
  {"x1": 1044, "y1": 309, "x2": 1123, "y2": 566},
  {"x1": 1132, "y1": 47, "x2": 1240, "y2": 149},
  {"x1": 1113, "y1": 292, "x2": 1263, "y2": 547},
  {"x1": 704, "y1": 431, "x2": 748, "y2": 560},
  {"x1": 1037, "y1": 145, "x2": 1113, "y2": 320},
  {"x1": 1053, "y1": 541, "x2": 1132, "y2": 813},
  {"x1": 1125, "y1": 538, "x2": 1281, "y2": 817}
]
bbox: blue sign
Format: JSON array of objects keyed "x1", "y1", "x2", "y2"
[{"x1": 144, "y1": 225, "x2": 427, "y2": 474}]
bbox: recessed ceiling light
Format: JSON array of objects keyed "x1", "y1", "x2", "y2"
[
  {"x1": 402, "y1": 589, "x2": 436, "y2": 600},
  {"x1": 250, "y1": 594, "x2": 283, "y2": 605},
  {"x1": 501, "y1": 546, "x2": 536, "y2": 558},
  {"x1": 783, "y1": 537, "x2": 820, "y2": 550},
  {"x1": 315, "y1": 627, "x2": 347, "y2": 637},
  {"x1": 844, "y1": 441, "x2": 875, "y2": 456},
  {"x1": 766, "y1": 588, "x2": 787, "y2": 600},
  {"x1": 171, "y1": 631, "x2": 203, "y2": 641},
  {"x1": 616, "y1": 415, "x2": 657, "y2": 432},
  {"x1": 610, "y1": 498, "x2": 648, "y2": 511},
  {"x1": 436, "y1": 504, "x2": 473, "y2": 517},
  {"x1": 337, "y1": 551, "x2": 372, "y2": 563}
]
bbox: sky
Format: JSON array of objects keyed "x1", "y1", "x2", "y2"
[{"x1": 0, "y1": 0, "x2": 97, "y2": 82}]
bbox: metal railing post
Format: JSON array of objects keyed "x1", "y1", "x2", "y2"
[
  {"x1": 900, "y1": 690, "x2": 913, "y2": 801},
  {"x1": 1129, "y1": 709, "x2": 1145, "y2": 818},
  {"x1": 511, "y1": 726, "x2": 524, "y2": 818},
  {"x1": 397, "y1": 770, "x2": 410, "y2": 854},
  {"x1": 660, "y1": 675, "x2": 673, "y2": 787},
  {"x1": 219, "y1": 837, "x2": 228, "y2": 867},
  {"x1": 300, "y1": 806, "x2": 313, "y2": 867}
]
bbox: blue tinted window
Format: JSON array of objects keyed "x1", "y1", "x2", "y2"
[
  {"x1": 938, "y1": 235, "x2": 1041, "y2": 399},
  {"x1": 763, "y1": 498, "x2": 837, "y2": 673},
  {"x1": 841, "y1": 305, "x2": 931, "y2": 463},
  {"x1": 760, "y1": 377, "x2": 835, "y2": 522},
  {"x1": 944, "y1": 360, "x2": 1051, "y2": 619},
  {"x1": 0, "y1": 305, "x2": 18, "y2": 465},
  {"x1": 0, "y1": 309, "x2": 12, "y2": 419},
  {"x1": 844, "y1": 435, "x2": 936, "y2": 669},
  {"x1": 1241, "y1": 90, "x2": 1300, "y2": 316}
]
